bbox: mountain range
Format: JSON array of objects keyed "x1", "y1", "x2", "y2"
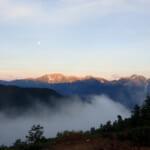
[
  {"x1": 30, "y1": 73, "x2": 108, "y2": 84},
  {"x1": 0, "y1": 74, "x2": 150, "y2": 109}
]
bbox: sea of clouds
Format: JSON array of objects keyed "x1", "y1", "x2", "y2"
[{"x1": 0, "y1": 95, "x2": 130, "y2": 146}]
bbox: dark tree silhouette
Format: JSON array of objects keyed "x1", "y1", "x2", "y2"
[
  {"x1": 141, "y1": 94, "x2": 150, "y2": 125},
  {"x1": 26, "y1": 124, "x2": 44, "y2": 143},
  {"x1": 131, "y1": 104, "x2": 141, "y2": 126}
]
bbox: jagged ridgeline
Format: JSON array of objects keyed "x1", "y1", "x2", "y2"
[{"x1": 0, "y1": 74, "x2": 149, "y2": 109}]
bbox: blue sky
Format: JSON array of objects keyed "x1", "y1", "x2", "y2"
[{"x1": 0, "y1": 0, "x2": 150, "y2": 80}]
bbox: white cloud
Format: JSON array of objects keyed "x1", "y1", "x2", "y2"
[
  {"x1": 0, "y1": 0, "x2": 34, "y2": 20},
  {"x1": 0, "y1": 0, "x2": 150, "y2": 24},
  {"x1": 0, "y1": 95, "x2": 130, "y2": 145}
]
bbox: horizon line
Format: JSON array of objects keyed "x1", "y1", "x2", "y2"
[{"x1": 0, "y1": 73, "x2": 149, "y2": 82}]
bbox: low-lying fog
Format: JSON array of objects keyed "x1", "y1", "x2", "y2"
[{"x1": 0, "y1": 95, "x2": 130, "y2": 146}]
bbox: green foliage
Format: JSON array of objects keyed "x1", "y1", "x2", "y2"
[
  {"x1": 0, "y1": 145, "x2": 8, "y2": 150},
  {"x1": 90, "y1": 127, "x2": 96, "y2": 134},
  {"x1": 131, "y1": 104, "x2": 141, "y2": 126},
  {"x1": 141, "y1": 94, "x2": 150, "y2": 125},
  {"x1": 13, "y1": 139, "x2": 26, "y2": 150},
  {"x1": 26, "y1": 124, "x2": 45, "y2": 144},
  {"x1": 96, "y1": 94, "x2": 150, "y2": 146},
  {"x1": 127, "y1": 126, "x2": 150, "y2": 146},
  {"x1": 3, "y1": 125, "x2": 50, "y2": 150}
]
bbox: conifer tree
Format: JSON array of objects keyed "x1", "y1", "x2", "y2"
[{"x1": 141, "y1": 94, "x2": 150, "y2": 125}]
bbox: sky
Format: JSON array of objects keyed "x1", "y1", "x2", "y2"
[{"x1": 0, "y1": 0, "x2": 150, "y2": 80}]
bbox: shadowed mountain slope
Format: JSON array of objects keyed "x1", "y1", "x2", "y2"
[{"x1": 0, "y1": 84, "x2": 62, "y2": 114}]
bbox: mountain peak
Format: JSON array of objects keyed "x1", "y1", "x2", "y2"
[
  {"x1": 130, "y1": 74, "x2": 146, "y2": 79},
  {"x1": 35, "y1": 73, "x2": 80, "y2": 83},
  {"x1": 119, "y1": 74, "x2": 147, "y2": 85}
]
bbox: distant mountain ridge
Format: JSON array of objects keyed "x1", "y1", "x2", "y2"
[
  {"x1": 30, "y1": 73, "x2": 108, "y2": 84},
  {"x1": 28, "y1": 73, "x2": 147, "y2": 85},
  {"x1": 0, "y1": 74, "x2": 149, "y2": 109},
  {"x1": 111, "y1": 75, "x2": 147, "y2": 85}
]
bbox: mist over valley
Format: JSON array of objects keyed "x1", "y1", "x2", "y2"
[{"x1": 0, "y1": 74, "x2": 148, "y2": 145}]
